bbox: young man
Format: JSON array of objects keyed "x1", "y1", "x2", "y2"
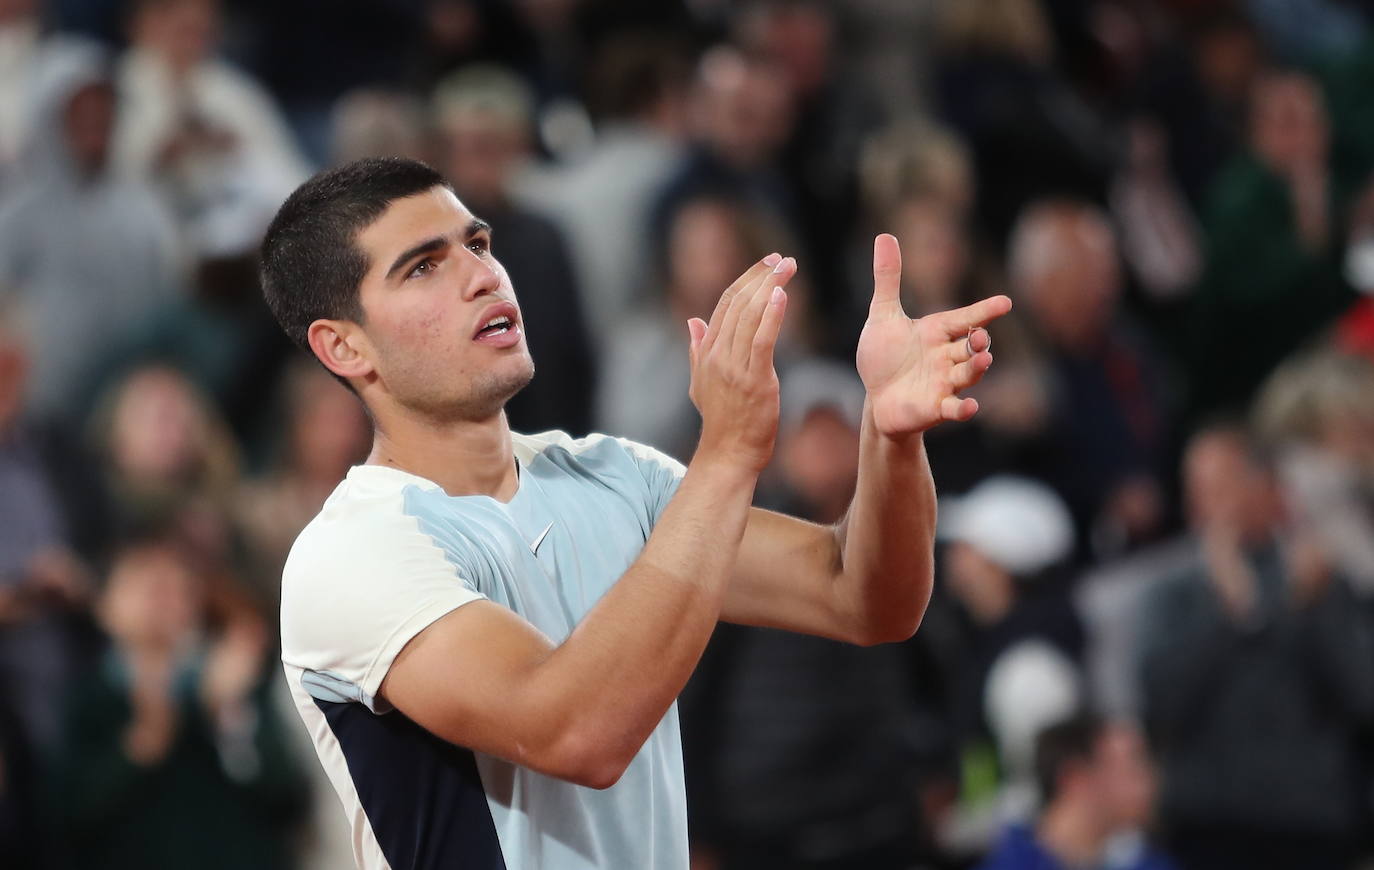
[{"x1": 261, "y1": 157, "x2": 1009, "y2": 869}]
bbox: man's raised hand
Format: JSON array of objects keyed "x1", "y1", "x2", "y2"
[
  {"x1": 856, "y1": 234, "x2": 1012, "y2": 437},
  {"x1": 686, "y1": 253, "x2": 796, "y2": 474}
]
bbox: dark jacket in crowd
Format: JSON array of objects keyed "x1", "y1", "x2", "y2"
[
  {"x1": 1138, "y1": 543, "x2": 1374, "y2": 837},
  {"x1": 48, "y1": 653, "x2": 308, "y2": 870}
]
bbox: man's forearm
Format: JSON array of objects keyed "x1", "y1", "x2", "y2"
[
  {"x1": 833, "y1": 398, "x2": 937, "y2": 644},
  {"x1": 535, "y1": 455, "x2": 756, "y2": 782}
]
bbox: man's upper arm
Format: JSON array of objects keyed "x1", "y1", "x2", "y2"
[
  {"x1": 280, "y1": 510, "x2": 488, "y2": 713},
  {"x1": 281, "y1": 500, "x2": 615, "y2": 786},
  {"x1": 613, "y1": 436, "x2": 859, "y2": 641},
  {"x1": 378, "y1": 600, "x2": 577, "y2": 775}
]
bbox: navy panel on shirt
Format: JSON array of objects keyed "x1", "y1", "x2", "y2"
[{"x1": 315, "y1": 698, "x2": 507, "y2": 870}]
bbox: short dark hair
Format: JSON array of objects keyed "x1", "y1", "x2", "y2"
[
  {"x1": 260, "y1": 157, "x2": 452, "y2": 356},
  {"x1": 1034, "y1": 713, "x2": 1104, "y2": 804}
]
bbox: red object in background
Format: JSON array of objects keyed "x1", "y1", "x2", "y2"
[{"x1": 1335, "y1": 299, "x2": 1374, "y2": 358}]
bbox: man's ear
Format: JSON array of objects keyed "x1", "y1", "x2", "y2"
[{"x1": 307, "y1": 319, "x2": 374, "y2": 384}]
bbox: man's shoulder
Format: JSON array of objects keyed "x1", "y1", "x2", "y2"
[
  {"x1": 281, "y1": 468, "x2": 448, "y2": 593},
  {"x1": 515, "y1": 430, "x2": 685, "y2": 477}
]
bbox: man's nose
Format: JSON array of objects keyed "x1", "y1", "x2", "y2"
[{"x1": 461, "y1": 252, "x2": 501, "y2": 302}]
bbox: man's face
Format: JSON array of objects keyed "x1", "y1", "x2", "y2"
[{"x1": 351, "y1": 187, "x2": 533, "y2": 421}]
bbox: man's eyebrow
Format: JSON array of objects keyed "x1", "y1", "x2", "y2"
[
  {"x1": 384, "y1": 219, "x2": 494, "y2": 281},
  {"x1": 385, "y1": 236, "x2": 449, "y2": 281}
]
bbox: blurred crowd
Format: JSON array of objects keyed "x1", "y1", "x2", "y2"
[{"x1": 2, "y1": 0, "x2": 1374, "y2": 868}]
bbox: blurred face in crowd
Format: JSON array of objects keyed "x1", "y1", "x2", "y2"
[
  {"x1": 289, "y1": 367, "x2": 371, "y2": 481},
  {"x1": 1086, "y1": 723, "x2": 1157, "y2": 831},
  {"x1": 334, "y1": 186, "x2": 534, "y2": 421},
  {"x1": 1250, "y1": 73, "x2": 1329, "y2": 176},
  {"x1": 945, "y1": 541, "x2": 1014, "y2": 626},
  {"x1": 109, "y1": 367, "x2": 210, "y2": 484},
  {"x1": 100, "y1": 544, "x2": 204, "y2": 652},
  {"x1": 1183, "y1": 429, "x2": 1278, "y2": 538},
  {"x1": 132, "y1": 0, "x2": 219, "y2": 73},
  {"x1": 666, "y1": 199, "x2": 754, "y2": 320},
  {"x1": 737, "y1": 1, "x2": 833, "y2": 98},
  {"x1": 1196, "y1": 22, "x2": 1261, "y2": 107},
  {"x1": 780, "y1": 406, "x2": 860, "y2": 523},
  {"x1": 1014, "y1": 208, "x2": 1121, "y2": 350},
  {"x1": 437, "y1": 108, "x2": 528, "y2": 211},
  {"x1": 692, "y1": 49, "x2": 795, "y2": 168},
  {"x1": 63, "y1": 81, "x2": 116, "y2": 176},
  {"x1": 893, "y1": 196, "x2": 969, "y2": 315}
]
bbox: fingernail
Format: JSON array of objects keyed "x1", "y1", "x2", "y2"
[
  {"x1": 772, "y1": 257, "x2": 790, "y2": 274},
  {"x1": 771, "y1": 286, "x2": 784, "y2": 304},
  {"x1": 763, "y1": 252, "x2": 782, "y2": 266}
]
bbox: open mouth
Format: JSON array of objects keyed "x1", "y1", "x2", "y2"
[{"x1": 475, "y1": 314, "x2": 513, "y2": 338}]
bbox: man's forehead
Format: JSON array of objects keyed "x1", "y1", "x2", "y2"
[{"x1": 357, "y1": 186, "x2": 474, "y2": 261}]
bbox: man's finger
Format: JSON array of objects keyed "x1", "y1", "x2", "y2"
[
  {"x1": 870, "y1": 233, "x2": 903, "y2": 312},
  {"x1": 948, "y1": 351, "x2": 994, "y2": 392},
  {"x1": 735, "y1": 257, "x2": 794, "y2": 360},
  {"x1": 750, "y1": 286, "x2": 789, "y2": 372},
  {"x1": 948, "y1": 327, "x2": 991, "y2": 364},
  {"x1": 687, "y1": 318, "x2": 707, "y2": 370},
  {"x1": 941, "y1": 395, "x2": 979, "y2": 422},
  {"x1": 703, "y1": 254, "x2": 780, "y2": 354},
  {"x1": 935, "y1": 295, "x2": 1013, "y2": 338},
  {"x1": 715, "y1": 264, "x2": 772, "y2": 355}
]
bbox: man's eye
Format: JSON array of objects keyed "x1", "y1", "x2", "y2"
[
  {"x1": 468, "y1": 237, "x2": 490, "y2": 255},
  {"x1": 407, "y1": 259, "x2": 436, "y2": 279}
]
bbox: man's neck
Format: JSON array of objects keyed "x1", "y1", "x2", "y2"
[
  {"x1": 366, "y1": 409, "x2": 519, "y2": 501},
  {"x1": 1037, "y1": 798, "x2": 1110, "y2": 869}
]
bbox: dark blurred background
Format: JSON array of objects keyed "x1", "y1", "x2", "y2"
[{"x1": 3, "y1": 0, "x2": 1374, "y2": 868}]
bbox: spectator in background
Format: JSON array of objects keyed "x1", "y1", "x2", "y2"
[
  {"x1": 235, "y1": 359, "x2": 370, "y2": 614},
  {"x1": 1138, "y1": 422, "x2": 1374, "y2": 870},
  {"x1": 1109, "y1": 119, "x2": 1203, "y2": 305},
  {"x1": 517, "y1": 33, "x2": 689, "y2": 350},
  {"x1": 49, "y1": 533, "x2": 307, "y2": 869},
  {"x1": 1188, "y1": 71, "x2": 1357, "y2": 417},
  {"x1": 1135, "y1": 10, "x2": 1263, "y2": 209},
  {"x1": 1254, "y1": 349, "x2": 1374, "y2": 598},
  {"x1": 683, "y1": 361, "x2": 924, "y2": 870},
  {"x1": 978, "y1": 715, "x2": 1176, "y2": 870},
  {"x1": 1007, "y1": 200, "x2": 1172, "y2": 559},
  {"x1": 330, "y1": 88, "x2": 431, "y2": 167},
  {"x1": 652, "y1": 46, "x2": 802, "y2": 268},
  {"x1": 90, "y1": 365, "x2": 241, "y2": 562},
  {"x1": 0, "y1": 304, "x2": 97, "y2": 761},
  {"x1": 932, "y1": 0, "x2": 1114, "y2": 243},
  {"x1": 0, "y1": 45, "x2": 182, "y2": 424},
  {"x1": 432, "y1": 65, "x2": 595, "y2": 434},
  {"x1": 926, "y1": 475, "x2": 1084, "y2": 842},
  {"x1": 732, "y1": 0, "x2": 880, "y2": 315},
  {"x1": 112, "y1": 0, "x2": 309, "y2": 245},
  {"x1": 597, "y1": 192, "x2": 808, "y2": 460}
]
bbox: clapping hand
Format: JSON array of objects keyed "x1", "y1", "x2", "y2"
[{"x1": 856, "y1": 234, "x2": 1012, "y2": 436}]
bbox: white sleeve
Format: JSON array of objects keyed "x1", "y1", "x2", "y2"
[{"x1": 280, "y1": 507, "x2": 486, "y2": 713}]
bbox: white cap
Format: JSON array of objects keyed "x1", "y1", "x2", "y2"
[
  {"x1": 985, "y1": 639, "x2": 1083, "y2": 783},
  {"x1": 939, "y1": 475, "x2": 1075, "y2": 576},
  {"x1": 779, "y1": 358, "x2": 866, "y2": 434}
]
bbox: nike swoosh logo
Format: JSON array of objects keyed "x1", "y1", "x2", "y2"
[{"x1": 530, "y1": 522, "x2": 554, "y2": 555}]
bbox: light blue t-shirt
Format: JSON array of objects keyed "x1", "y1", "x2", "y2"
[{"x1": 280, "y1": 431, "x2": 688, "y2": 870}]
